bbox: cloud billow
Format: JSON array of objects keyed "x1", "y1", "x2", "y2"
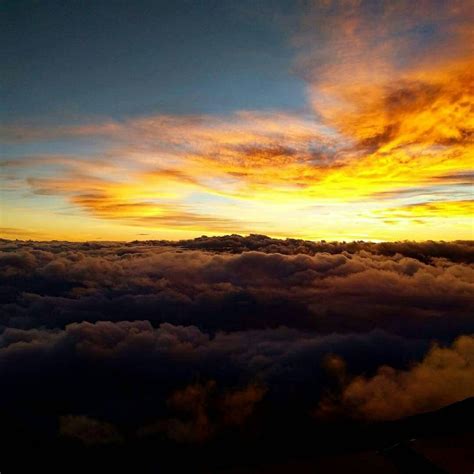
[{"x1": 1, "y1": 235, "x2": 473, "y2": 437}]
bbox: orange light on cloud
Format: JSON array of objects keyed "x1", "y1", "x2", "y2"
[{"x1": 1, "y1": 1, "x2": 473, "y2": 241}]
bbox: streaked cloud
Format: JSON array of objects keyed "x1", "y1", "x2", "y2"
[{"x1": 1, "y1": 1, "x2": 472, "y2": 240}]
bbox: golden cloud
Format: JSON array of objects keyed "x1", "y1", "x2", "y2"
[
  {"x1": 2, "y1": 1, "x2": 473, "y2": 240},
  {"x1": 319, "y1": 335, "x2": 474, "y2": 421}
]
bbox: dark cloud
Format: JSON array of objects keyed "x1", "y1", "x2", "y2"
[
  {"x1": 150, "y1": 381, "x2": 266, "y2": 443},
  {"x1": 1, "y1": 237, "x2": 473, "y2": 339},
  {"x1": 0, "y1": 236, "x2": 473, "y2": 471},
  {"x1": 59, "y1": 415, "x2": 123, "y2": 445}
]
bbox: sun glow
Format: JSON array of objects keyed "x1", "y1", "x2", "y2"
[{"x1": 1, "y1": 1, "x2": 473, "y2": 241}]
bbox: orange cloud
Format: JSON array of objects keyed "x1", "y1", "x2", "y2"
[
  {"x1": 318, "y1": 335, "x2": 474, "y2": 421},
  {"x1": 141, "y1": 381, "x2": 266, "y2": 443},
  {"x1": 375, "y1": 200, "x2": 474, "y2": 220},
  {"x1": 2, "y1": 1, "x2": 472, "y2": 240}
]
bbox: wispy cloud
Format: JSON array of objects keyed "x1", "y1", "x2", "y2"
[{"x1": 2, "y1": 1, "x2": 472, "y2": 240}]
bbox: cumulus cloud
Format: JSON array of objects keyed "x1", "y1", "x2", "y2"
[
  {"x1": 317, "y1": 335, "x2": 474, "y2": 421},
  {"x1": 0, "y1": 237, "x2": 473, "y2": 452},
  {"x1": 150, "y1": 381, "x2": 266, "y2": 443},
  {"x1": 59, "y1": 415, "x2": 123, "y2": 445},
  {"x1": 1, "y1": 237, "x2": 473, "y2": 338}
]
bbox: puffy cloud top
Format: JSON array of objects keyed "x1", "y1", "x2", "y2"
[{"x1": 0, "y1": 236, "x2": 473, "y2": 468}]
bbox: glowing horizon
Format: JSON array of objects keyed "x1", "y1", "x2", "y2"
[{"x1": 1, "y1": 1, "x2": 473, "y2": 242}]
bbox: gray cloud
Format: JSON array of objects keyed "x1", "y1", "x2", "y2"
[{"x1": 0, "y1": 235, "x2": 473, "y2": 451}]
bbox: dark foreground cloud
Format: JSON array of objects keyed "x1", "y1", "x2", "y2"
[{"x1": 0, "y1": 236, "x2": 473, "y2": 471}]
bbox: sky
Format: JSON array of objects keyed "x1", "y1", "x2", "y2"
[{"x1": 1, "y1": 0, "x2": 473, "y2": 242}]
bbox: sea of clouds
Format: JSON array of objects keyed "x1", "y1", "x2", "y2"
[{"x1": 1, "y1": 235, "x2": 473, "y2": 447}]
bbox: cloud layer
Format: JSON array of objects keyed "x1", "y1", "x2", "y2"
[{"x1": 1, "y1": 236, "x2": 473, "y2": 450}]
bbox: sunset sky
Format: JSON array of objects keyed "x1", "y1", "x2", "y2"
[
  {"x1": 1, "y1": 3, "x2": 474, "y2": 470},
  {"x1": 1, "y1": 0, "x2": 473, "y2": 241}
]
